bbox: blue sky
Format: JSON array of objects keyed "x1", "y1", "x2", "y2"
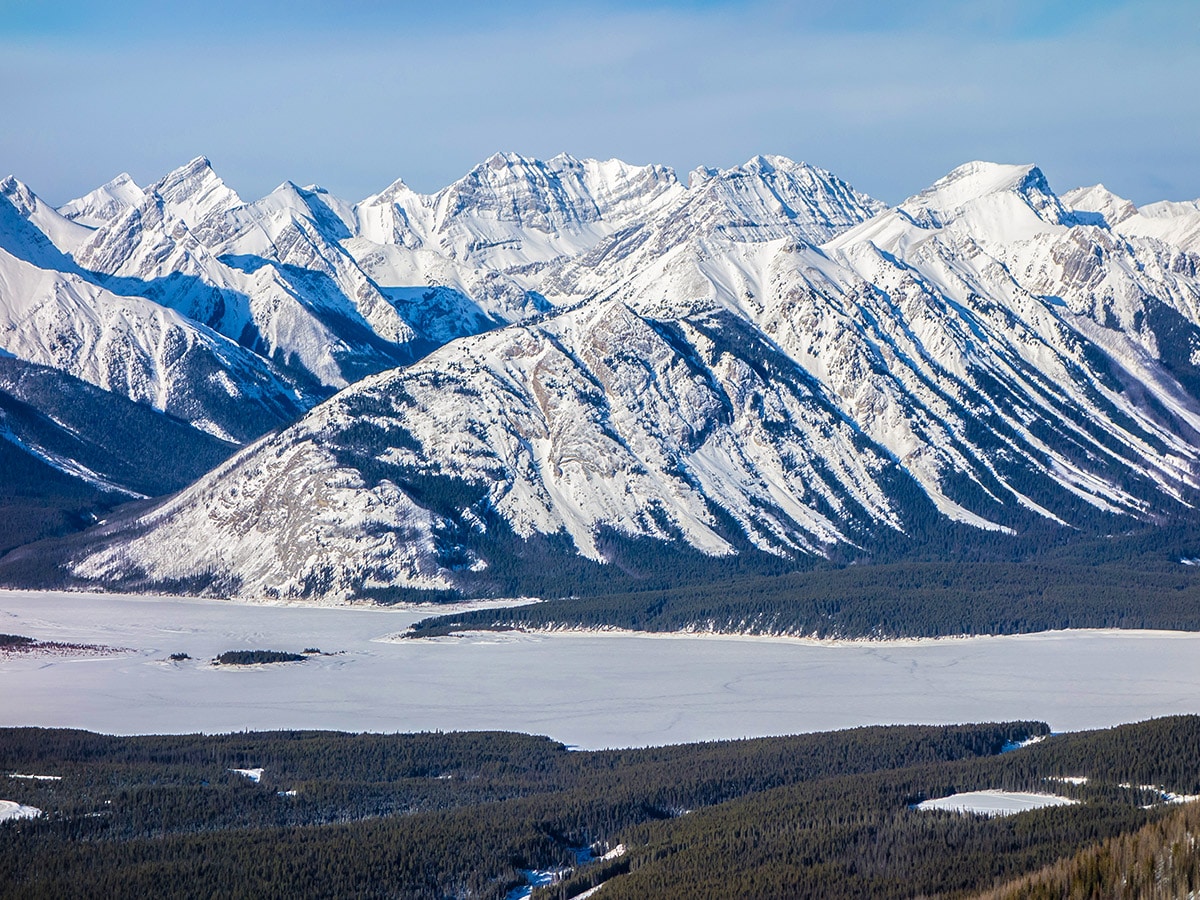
[{"x1": 2, "y1": 0, "x2": 1196, "y2": 207}]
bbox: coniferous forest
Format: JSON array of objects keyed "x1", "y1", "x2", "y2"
[
  {"x1": 405, "y1": 558, "x2": 1200, "y2": 641},
  {"x1": 1, "y1": 718, "x2": 1198, "y2": 898}
]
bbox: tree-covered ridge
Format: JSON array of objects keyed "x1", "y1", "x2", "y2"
[
  {"x1": 977, "y1": 799, "x2": 1200, "y2": 899},
  {"x1": 406, "y1": 559, "x2": 1200, "y2": 641},
  {"x1": 0, "y1": 719, "x2": 1198, "y2": 898},
  {"x1": 563, "y1": 718, "x2": 1200, "y2": 900}
]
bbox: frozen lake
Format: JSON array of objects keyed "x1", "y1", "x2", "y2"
[{"x1": 2, "y1": 590, "x2": 1200, "y2": 749}]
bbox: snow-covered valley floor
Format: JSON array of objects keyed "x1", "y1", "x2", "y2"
[{"x1": 1, "y1": 590, "x2": 1199, "y2": 749}]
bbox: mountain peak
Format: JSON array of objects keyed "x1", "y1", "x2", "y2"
[
  {"x1": 482, "y1": 151, "x2": 544, "y2": 171},
  {"x1": 58, "y1": 173, "x2": 146, "y2": 227},
  {"x1": 898, "y1": 160, "x2": 1073, "y2": 237},
  {"x1": 152, "y1": 156, "x2": 242, "y2": 229},
  {"x1": 670, "y1": 155, "x2": 883, "y2": 244},
  {"x1": 177, "y1": 155, "x2": 214, "y2": 176},
  {"x1": 0, "y1": 175, "x2": 93, "y2": 258},
  {"x1": 741, "y1": 154, "x2": 810, "y2": 174},
  {"x1": 917, "y1": 161, "x2": 1045, "y2": 207},
  {"x1": 1061, "y1": 183, "x2": 1138, "y2": 227},
  {"x1": 0, "y1": 175, "x2": 33, "y2": 210}
]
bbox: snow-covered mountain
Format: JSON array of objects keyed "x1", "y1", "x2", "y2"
[
  {"x1": 6, "y1": 154, "x2": 1200, "y2": 601},
  {"x1": 0, "y1": 354, "x2": 236, "y2": 555}
]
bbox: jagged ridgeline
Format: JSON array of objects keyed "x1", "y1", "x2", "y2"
[
  {"x1": 1, "y1": 717, "x2": 1198, "y2": 898},
  {"x1": 3, "y1": 155, "x2": 1200, "y2": 601}
]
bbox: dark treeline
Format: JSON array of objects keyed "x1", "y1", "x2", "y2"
[
  {"x1": 978, "y1": 798, "x2": 1200, "y2": 899},
  {"x1": 406, "y1": 559, "x2": 1200, "y2": 640},
  {"x1": 1, "y1": 718, "x2": 1199, "y2": 898},
  {"x1": 213, "y1": 650, "x2": 307, "y2": 665}
]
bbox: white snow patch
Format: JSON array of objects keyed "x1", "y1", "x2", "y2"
[
  {"x1": 230, "y1": 768, "x2": 263, "y2": 783},
  {"x1": 8, "y1": 774, "x2": 61, "y2": 781},
  {"x1": 1163, "y1": 792, "x2": 1200, "y2": 805},
  {"x1": 1121, "y1": 783, "x2": 1200, "y2": 806},
  {"x1": 0, "y1": 800, "x2": 43, "y2": 822},
  {"x1": 600, "y1": 843, "x2": 626, "y2": 861},
  {"x1": 1001, "y1": 734, "x2": 1047, "y2": 752},
  {"x1": 916, "y1": 790, "x2": 1078, "y2": 816}
]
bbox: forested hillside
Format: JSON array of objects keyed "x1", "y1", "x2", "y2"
[
  {"x1": 2, "y1": 718, "x2": 1198, "y2": 898},
  {"x1": 406, "y1": 556, "x2": 1200, "y2": 641}
]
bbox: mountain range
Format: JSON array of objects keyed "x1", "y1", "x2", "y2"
[{"x1": 2, "y1": 152, "x2": 1200, "y2": 600}]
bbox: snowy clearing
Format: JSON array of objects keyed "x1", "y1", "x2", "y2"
[
  {"x1": 230, "y1": 768, "x2": 263, "y2": 783},
  {"x1": 1, "y1": 591, "x2": 1200, "y2": 749},
  {"x1": 1001, "y1": 734, "x2": 1047, "y2": 752},
  {"x1": 0, "y1": 800, "x2": 42, "y2": 822},
  {"x1": 916, "y1": 791, "x2": 1078, "y2": 816}
]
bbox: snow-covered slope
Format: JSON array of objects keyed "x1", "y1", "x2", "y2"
[
  {"x1": 6, "y1": 153, "x2": 1200, "y2": 600},
  {"x1": 63, "y1": 298, "x2": 914, "y2": 599},
  {"x1": 58, "y1": 173, "x2": 146, "y2": 228},
  {"x1": 0, "y1": 177, "x2": 93, "y2": 265},
  {"x1": 0, "y1": 355, "x2": 235, "y2": 501},
  {"x1": 0, "y1": 242, "x2": 304, "y2": 442},
  {"x1": 0, "y1": 354, "x2": 238, "y2": 554}
]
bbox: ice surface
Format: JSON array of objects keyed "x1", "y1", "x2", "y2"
[
  {"x1": 916, "y1": 790, "x2": 1077, "y2": 816},
  {"x1": 2, "y1": 592, "x2": 1200, "y2": 749}
]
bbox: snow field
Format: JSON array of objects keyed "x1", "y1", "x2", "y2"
[
  {"x1": 916, "y1": 790, "x2": 1077, "y2": 817},
  {"x1": 0, "y1": 800, "x2": 42, "y2": 822},
  {"x1": 2, "y1": 591, "x2": 1200, "y2": 749}
]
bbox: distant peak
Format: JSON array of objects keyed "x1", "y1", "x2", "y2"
[
  {"x1": 484, "y1": 151, "x2": 524, "y2": 169},
  {"x1": 742, "y1": 154, "x2": 810, "y2": 174},
  {"x1": 151, "y1": 155, "x2": 242, "y2": 228},
  {"x1": 745, "y1": 154, "x2": 779, "y2": 174},
  {"x1": 0, "y1": 175, "x2": 37, "y2": 211},
  {"x1": 901, "y1": 160, "x2": 1070, "y2": 231},
  {"x1": 57, "y1": 172, "x2": 147, "y2": 226},
  {"x1": 1061, "y1": 183, "x2": 1137, "y2": 227},
  {"x1": 937, "y1": 160, "x2": 1043, "y2": 193},
  {"x1": 95, "y1": 172, "x2": 142, "y2": 194},
  {"x1": 155, "y1": 156, "x2": 221, "y2": 191},
  {"x1": 477, "y1": 152, "x2": 586, "y2": 174},
  {"x1": 373, "y1": 175, "x2": 410, "y2": 194}
]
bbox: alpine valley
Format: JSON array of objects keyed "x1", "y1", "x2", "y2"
[{"x1": 4, "y1": 152, "x2": 1200, "y2": 622}]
